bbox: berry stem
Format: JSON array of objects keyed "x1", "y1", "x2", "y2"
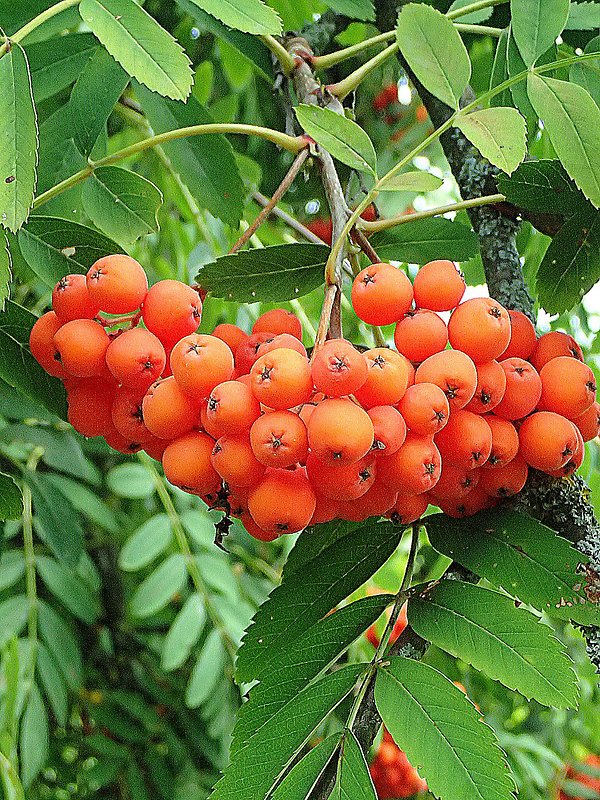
[
  {"x1": 0, "y1": 0, "x2": 80, "y2": 58},
  {"x1": 360, "y1": 193, "x2": 506, "y2": 233},
  {"x1": 446, "y1": 0, "x2": 506, "y2": 19},
  {"x1": 259, "y1": 35, "x2": 296, "y2": 75},
  {"x1": 312, "y1": 31, "x2": 396, "y2": 70},
  {"x1": 327, "y1": 42, "x2": 399, "y2": 100},
  {"x1": 228, "y1": 149, "x2": 310, "y2": 254},
  {"x1": 455, "y1": 23, "x2": 503, "y2": 37},
  {"x1": 350, "y1": 228, "x2": 380, "y2": 263}
]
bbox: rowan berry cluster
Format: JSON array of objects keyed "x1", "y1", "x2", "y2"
[
  {"x1": 30, "y1": 254, "x2": 599, "y2": 543},
  {"x1": 369, "y1": 729, "x2": 427, "y2": 799}
]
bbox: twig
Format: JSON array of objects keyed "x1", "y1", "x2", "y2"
[
  {"x1": 350, "y1": 228, "x2": 380, "y2": 263},
  {"x1": 252, "y1": 191, "x2": 325, "y2": 244},
  {"x1": 229, "y1": 149, "x2": 309, "y2": 254},
  {"x1": 359, "y1": 194, "x2": 506, "y2": 233}
]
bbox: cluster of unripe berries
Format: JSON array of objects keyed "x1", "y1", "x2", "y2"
[{"x1": 29, "y1": 254, "x2": 599, "y2": 542}]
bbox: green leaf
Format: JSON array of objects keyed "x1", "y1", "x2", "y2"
[
  {"x1": 295, "y1": 105, "x2": 377, "y2": 175},
  {"x1": 0, "y1": 235, "x2": 12, "y2": 312},
  {"x1": 496, "y1": 159, "x2": 587, "y2": 215},
  {"x1": 0, "y1": 472, "x2": 22, "y2": 521},
  {"x1": 37, "y1": 643, "x2": 68, "y2": 727},
  {"x1": 425, "y1": 509, "x2": 600, "y2": 626},
  {"x1": 570, "y1": 35, "x2": 600, "y2": 107},
  {"x1": 490, "y1": 29, "x2": 511, "y2": 108},
  {"x1": 27, "y1": 472, "x2": 84, "y2": 567},
  {"x1": 26, "y1": 33, "x2": 97, "y2": 102},
  {"x1": 448, "y1": 0, "x2": 493, "y2": 23},
  {"x1": 0, "y1": 43, "x2": 38, "y2": 233},
  {"x1": 409, "y1": 581, "x2": 579, "y2": 708},
  {"x1": 79, "y1": 0, "x2": 193, "y2": 100},
  {"x1": 506, "y1": 30, "x2": 538, "y2": 130},
  {"x1": 527, "y1": 74, "x2": 600, "y2": 209},
  {"x1": 196, "y1": 243, "x2": 329, "y2": 303},
  {"x1": 119, "y1": 514, "x2": 173, "y2": 571},
  {"x1": 0, "y1": 551, "x2": 25, "y2": 591},
  {"x1": 46, "y1": 474, "x2": 119, "y2": 534},
  {"x1": 271, "y1": 735, "x2": 341, "y2": 800},
  {"x1": 0, "y1": 596, "x2": 28, "y2": 647},
  {"x1": 137, "y1": 86, "x2": 245, "y2": 227},
  {"x1": 379, "y1": 170, "x2": 443, "y2": 193},
  {"x1": 237, "y1": 520, "x2": 403, "y2": 683},
  {"x1": 535, "y1": 205, "x2": 600, "y2": 313},
  {"x1": 69, "y1": 46, "x2": 130, "y2": 156},
  {"x1": 183, "y1": 0, "x2": 282, "y2": 34},
  {"x1": 0, "y1": 301, "x2": 66, "y2": 418},
  {"x1": 82, "y1": 166, "x2": 162, "y2": 245},
  {"x1": 18, "y1": 216, "x2": 123, "y2": 287},
  {"x1": 210, "y1": 664, "x2": 363, "y2": 800},
  {"x1": 36, "y1": 555, "x2": 101, "y2": 624},
  {"x1": 370, "y1": 218, "x2": 479, "y2": 264},
  {"x1": 185, "y1": 629, "x2": 226, "y2": 707},
  {"x1": 162, "y1": 594, "x2": 206, "y2": 672},
  {"x1": 20, "y1": 684, "x2": 49, "y2": 788},
  {"x1": 106, "y1": 463, "x2": 155, "y2": 499},
  {"x1": 511, "y1": 0, "x2": 569, "y2": 66},
  {"x1": 333, "y1": 731, "x2": 377, "y2": 800},
  {"x1": 130, "y1": 554, "x2": 188, "y2": 618},
  {"x1": 375, "y1": 657, "x2": 516, "y2": 800},
  {"x1": 396, "y1": 3, "x2": 471, "y2": 109},
  {"x1": 325, "y1": 0, "x2": 374, "y2": 21},
  {"x1": 566, "y1": 2, "x2": 600, "y2": 30},
  {"x1": 455, "y1": 108, "x2": 526, "y2": 175},
  {"x1": 4, "y1": 424, "x2": 97, "y2": 484},
  {"x1": 38, "y1": 600, "x2": 83, "y2": 691}
]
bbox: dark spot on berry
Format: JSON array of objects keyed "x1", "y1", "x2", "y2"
[
  {"x1": 373, "y1": 355, "x2": 386, "y2": 368},
  {"x1": 489, "y1": 306, "x2": 502, "y2": 319}
]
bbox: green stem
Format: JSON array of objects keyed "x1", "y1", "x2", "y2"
[
  {"x1": 361, "y1": 193, "x2": 505, "y2": 233},
  {"x1": 33, "y1": 124, "x2": 306, "y2": 209},
  {"x1": 313, "y1": 31, "x2": 396, "y2": 70},
  {"x1": 0, "y1": 0, "x2": 80, "y2": 58},
  {"x1": 140, "y1": 454, "x2": 237, "y2": 661},
  {"x1": 455, "y1": 22, "x2": 503, "y2": 37},
  {"x1": 446, "y1": 0, "x2": 507, "y2": 20},
  {"x1": 327, "y1": 42, "x2": 399, "y2": 99},
  {"x1": 260, "y1": 35, "x2": 296, "y2": 74}
]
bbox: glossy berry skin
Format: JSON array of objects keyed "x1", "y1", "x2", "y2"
[
  {"x1": 111, "y1": 387, "x2": 154, "y2": 442},
  {"x1": 377, "y1": 433, "x2": 441, "y2": 495},
  {"x1": 413, "y1": 260, "x2": 465, "y2": 311},
  {"x1": 503, "y1": 310, "x2": 537, "y2": 360},
  {"x1": 86, "y1": 255, "x2": 148, "y2": 314},
  {"x1": 52, "y1": 273, "x2": 99, "y2": 322},
  {"x1": 494, "y1": 358, "x2": 542, "y2": 420},
  {"x1": 429, "y1": 463, "x2": 480, "y2": 502},
  {"x1": 105, "y1": 327, "x2": 166, "y2": 390},
  {"x1": 311, "y1": 338, "x2": 368, "y2": 397},
  {"x1": 142, "y1": 280, "x2": 202, "y2": 346},
  {"x1": 573, "y1": 401, "x2": 600, "y2": 441},
  {"x1": 339, "y1": 477, "x2": 398, "y2": 520},
  {"x1": 464, "y1": 360, "x2": 506, "y2": 414},
  {"x1": 448, "y1": 297, "x2": 511, "y2": 363},
  {"x1": 530, "y1": 330, "x2": 583, "y2": 371},
  {"x1": 351, "y1": 263, "x2": 413, "y2": 326},
  {"x1": 211, "y1": 435, "x2": 266, "y2": 487},
  {"x1": 479, "y1": 455, "x2": 528, "y2": 498},
  {"x1": 308, "y1": 398, "x2": 374, "y2": 466},
  {"x1": 250, "y1": 410, "x2": 308, "y2": 468},
  {"x1": 256, "y1": 333, "x2": 307, "y2": 359},
  {"x1": 29, "y1": 311, "x2": 68, "y2": 378},
  {"x1": 484, "y1": 416, "x2": 519, "y2": 468},
  {"x1": 398, "y1": 382, "x2": 449, "y2": 436},
  {"x1": 248, "y1": 468, "x2": 316, "y2": 534},
  {"x1": 252, "y1": 308, "x2": 302, "y2": 340},
  {"x1": 235, "y1": 332, "x2": 273, "y2": 374},
  {"x1": 212, "y1": 323, "x2": 248, "y2": 355},
  {"x1": 354, "y1": 349, "x2": 414, "y2": 408},
  {"x1": 436, "y1": 486, "x2": 495, "y2": 518},
  {"x1": 67, "y1": 377, "x2": 116, "y2": 437},
  {"x1": 203, "y1": 380, "x2": 261, "y2": 438},
  {"x1": 368, "y1": 406, "x2": 407, "y2": 455},
  {"x1": 435, "y1": 410, "x2": 492, "y2": 470},
  {"x1": 250, "y1": 348, "x2": 313, "y2": 410},
  {"x1": 538, "y1": 356, "x2": 596, "y2": 419},
  {"x1": 53, "y1": 319, "x2": 110, "y2": 377},
  {"x1": 142, "y1": 376, "x2": 200, "y2": 440},
  {"x1": 519, "y1": 412, "x2": 579, "y2": 472},
  {"x1": 415, "y1": 350, "x2": 477, "y2": 410},
  {"x1": 387, "y1": 492, "x2": 430, "y2": 526},
  {"x1": 162, "y1": 432, "x2": 220, "y2": 495},
  {"x1": 170, "y1": 334, "x2": 234, "y2": 398},
  {"x1": 306, "y1": 453, "x2": 376, "y2": 501},
  {"x1": 393, "y1": 309, "x2": 448, "y2": 363}
]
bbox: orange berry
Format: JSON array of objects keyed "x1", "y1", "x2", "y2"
[
  {"x1": 104, "y1": 427, "x2": 143, "y2": 454},
  {"x1": 429, "y1": 463, "x2": 480, "y2": 501},
  {"x1": 413, "y1": 260, "x2": 465, "y2": 311},
  {"x1": 252, "y1": 308, "x2": 302, "y2": 340},
  {"x1": 387, "y1": 492, "x2": 429, "y2": 525},
  {"x1": 86, "y1": 255, "x2": 148, "y2": 314},
  {"x1": 479, "y1": 454, "x2": 528, "y2": 498},
  {"x1": 308, "y1": 398, "x2": 374, "y2": 465},
  {"x1": 547, "y1": 427, "x2": 585, "y2": 478},
  {"x1": 377, "y1": 433, "x2": 441, "y2": 494},
  {"x1": 29, "y1": 311, "x2": 68, "y2": 378},
  {"x1": 393, "y1": 309, "x2": 448, "y2": 363},
  {"x1": 306, "y1": 453, "x2": 376, "y2": 501},
  {"x1": 310, "y1": 338, "x2": 368, "y2": 397},
  {"x1": 248, "y1": 468, "x2": 316, "y2": 533},
  {"x1": 368, "y1": 406, "x2": 407, "y2": 455},
  {"x1": 142, "y1": 280, "x2": 202, "y2": 346},
  {"x1": 351, "y1": 263, "x2": 413, "y2": 326},
  {"x1": 519, "y1": 411, "x2": 579, "y2": 472},
  {"x1": 212, "y1": 323, "x2": 248, "y2": 355},
  {"x1": 141, "y1": 435, "x2": 169, "y2": 462},
  {"x1": 211, "y1": 435, "x2": 266, "y2": 487},
  {"x1": 398, "y1": 382, "x2": 449, "y2": 436},
  {"x1": 415, "y1": 350, "x2": 477, "y2": 410},
  {"x1": 436, "y1": 486, "x2": 494, "y2": 518},
  {"x1": 310, "y1": 493, "x2": 342, "y2": 525},
  {"x1": 249, "y1": 410, "x2": 308, "y2": 468},
  {"x1": 53, "y1": 318, "x2": 110, "y2": 377},
  {"x1": 111, "y1": 387, "x2": 153, "y2": 442},
  {"x1": 52, "y1": 273, "x2": 99, "y2": 323},
  {"x1": 530, "y1": 331, "x2": 583, "y2": 371},
  {"x1": 250, "y1": 348, "x2": 313, "y2": 410},
  {"x1": 256, "y1": 333, "x2": 307, "y2": 359},
  {"x1": 162, "y1": 432, "x2": 220, "y2": 494},
  {"x1": 203, "y1": 380, "x2": 261, "y2": 437},
  {"x1": 502, "y1": 310, "x2": 536, "y2": 360},
  {"x1": 67, "y1": 377, "x2": 116, "y2": 437},
  {"x1": 448, "y1": 297, "x2": 511, "y2": 363},
  {"x1": 354, "y1": 349, "x2": 414, "y2": 408},
  {"x1": 170, "y1": 334, "x2": 234, "y2": 398},
  {"x1": 339, "y1": 477, "x2": 398, "y2": 521},
  {"x1": 494, "y1": 358, "x2": 542, "y2": 420},
  {"x1": 142, "y1": 376, "x2": 200, "y2": 439},
  {"x1": 484, "y1": 416, "x2": 519, "y2": 468},
  {"x1": 538, "y1": 356, "x2": 596, "y2": 419},
  {"x1": 435, "y1": 410, "x2": 492, "y2": 469},
  {"x1": 573, "y1": 401, "x2": 600, "y2": 442},
  {"x1": 235, "y1": 332, "x2": 273, "y2": 374},
  {"x1": 464, "y1": 360, "x2": 506, "y2": 414},
  {"x1": 241, "y1": 512, "x2": 280, "y2": 541},
  {"x1": 105, "y1": 327, "x2": 166, "y2": 390}
]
